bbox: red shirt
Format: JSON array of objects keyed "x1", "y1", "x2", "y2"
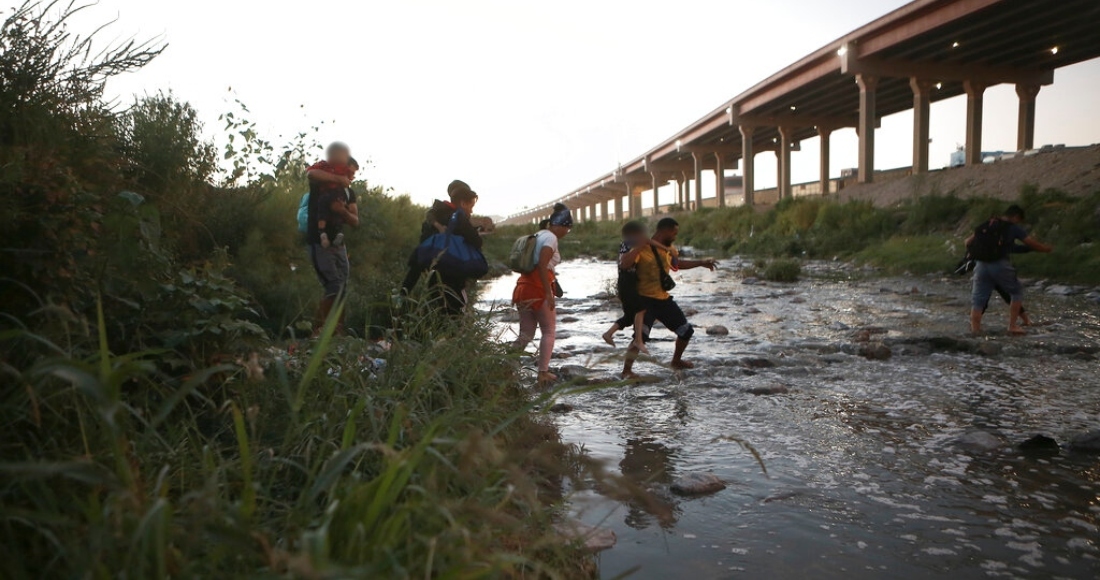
[{"x1": 307, "y1": 160, "x2": 355, "y2": 191}]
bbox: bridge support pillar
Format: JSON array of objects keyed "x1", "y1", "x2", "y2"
[
  {"x1": 964, "y1": 80, "x2": 986, "y2": 166},
  {"x1": 856, "y1": 74, "x2": 878, "y2": 183},
  {"x1": 1016, "y1": 83, "x2": 1040, "y2": 151},
  {"x1": 778, "y1": 126, "x2": 795, "y2": 200},
  {"x1": 818, "y1": 127, "x2": 832, "y2": 195},
  {"x1": 600, "y1": 200, "x2": 608, "y2": 222},
  {"x1": 911, "y1": 78, "x2": 934, "y2": 174},
  {"x1": 692, "y1": 151, "x2": 705, "y2": 211},
  {"x1": 714, "y1": 152, "x2": 726, "y2": 207},
  {"x1": 740, "y1": 125, "x2": 755, "y2": 206},
  {"x1": 614, "y1": 194, "x2": 624, "y2": 221},
  {"x1": 651, "y1": 173, "x2": 661, "y2": 216}
]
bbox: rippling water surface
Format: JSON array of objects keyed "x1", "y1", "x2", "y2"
[{"x1": 479, "y1": 259, "x2": 1100, "y2": 579}]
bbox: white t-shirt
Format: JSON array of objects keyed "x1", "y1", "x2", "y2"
[{"x1": 534, "y1": 229, "x2": 561, "y2": 271}]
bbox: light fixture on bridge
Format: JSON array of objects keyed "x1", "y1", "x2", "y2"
[
  {"x1": 676, "y1": 139, "x2": 682, "y2": 150},
  {"x1": 836, "y1": 45, "x2": 847, "y2": 56},
  {"x1": 935, "y1": 82, "x2": 942, "y2": 89},
  {"x1": 790, "y1": 105, "x2": 797, "y2": 111},
  {"x1": 951, "y1": 41, "x2": 959, "y2": 48},
  {"x1": 1051, "y1": 46, "x2": 1059, "y2": 55}
]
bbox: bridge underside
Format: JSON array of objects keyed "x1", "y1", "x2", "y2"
[{"x1": 505, "y1": 0, "x2": 1100, "y2": 225}]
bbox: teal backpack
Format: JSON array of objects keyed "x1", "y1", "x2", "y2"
[{"x1": 296, "y1": 192, "x2": 309, "y2": 234}]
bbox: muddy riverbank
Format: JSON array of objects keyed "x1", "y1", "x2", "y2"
[{"x1": 480, "y1": 258, "x2": 1100, "y2": 579}]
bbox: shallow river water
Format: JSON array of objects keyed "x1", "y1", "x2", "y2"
[{"x1": 478, "y1": 258, "x2": 1100, "y2": 579}]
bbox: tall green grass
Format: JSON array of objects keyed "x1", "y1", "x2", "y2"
[{"x1": 0, "y1": 294, "x2": 597, "y2": 578}]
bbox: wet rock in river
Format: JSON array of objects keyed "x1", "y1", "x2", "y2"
[
  {"x1": 790, "y1": 296, "x2": 806, "y2": 304},
  {"x1": 1069, "y1": 430, "x2": 1100, "y2": 454},
  {"x1": 951, "y1": 431, "x2": 1003, "y2": 453},
  {"x1": 553, "y1": 519, "x2": 616, "y2": 552},
  {"x1": 976, "y1": 341, "x2": 1002, "y2": 356},
  {"x1": 556, "y1": 365, "x2": 592, "y2": 379},
  {"x1": 670, "y1": 473, "x2": 727, "y2": 496},
  {"x1": 742, "y1": 277, "x2": 760, "y2": 285},
  {"x1": 745, "y1": 384, "x2": 789, "y2": 396},
  {"x1": 706, "y1": 325, "x2": 729, "y2": 336},
  {"x1": 741, "y1": 357, "x2": 776, "y2": 369},
  {"x1": 560, "y1": 316, "x2": 580, "y2": 323},
  {"x1": 828, "y1": 321, "x2": 850, "y2": 331},
  {"x1": 745, "y1": 307, "x2": 762, "y2": 314},
  {"x1": 1085, "y1": 291, "x2": 1100, "y2": 303},
  {"x1": 548, "y1": 402, "x2": 574, "y2": 413},
  {"x1": 858, "y1": 342, "x2": 892, "y2": 361},
  {"x1": 682, "y1": 307, "x2": 700, "y2": 316},
  {"x1": 1018, "y1": 434, "x2": 1059, "y2": 453},
  {"x1": 1046, "y1": 284, "x2": 1076, "y2": 296}
]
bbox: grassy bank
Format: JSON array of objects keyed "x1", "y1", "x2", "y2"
[
  {"x1": 1, "y1": 3, "x2": 592, "y2": 576},
  {"x1": 490, "y1": 187, "x2": 1100, "y2": 285}
]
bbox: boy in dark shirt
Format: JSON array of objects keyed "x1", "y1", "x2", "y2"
[{"x1": 307, "y1": 147, "x2": 357, "y2": 247}]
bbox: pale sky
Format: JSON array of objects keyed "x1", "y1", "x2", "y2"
[{"x1": 54, "y1": 0, "x2": 1100, "y2": 217}]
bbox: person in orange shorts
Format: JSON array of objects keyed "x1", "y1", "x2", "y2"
[{"x1": 512, "y1": 203, "x2": 572, "y2": 385}]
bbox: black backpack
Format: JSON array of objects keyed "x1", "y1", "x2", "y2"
[{"x1": 968, "y1": 218, "x2": 1011, "y2": 262}]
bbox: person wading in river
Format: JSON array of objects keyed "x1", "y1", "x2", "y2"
[
  {"x1": 965, "y1": 204, "x2": 1052, "y2": 335},
  {"x1": 512, "y1": 203, "x2": 571, "y2": 385},
  {"x1": 621, "y1": 217, "x2": 717, "y2": 379}
]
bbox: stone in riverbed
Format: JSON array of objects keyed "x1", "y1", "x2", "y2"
[
  {"x1": 670, "y1": 473, "x2": 727, "y2": 496},
  {"x1": 1018, "y1": 434, "x2": 1059, "y2": 453},
  {"x1": 951, "y1": 431, "x2": 1003, "y2": 453},
  {"x1": 1046, "y1": 284, "x2": 1076, "y2": 296},
  {"x1": 548, "y1": 402, "x2": 574, "y2": 413},
  {"x1": 745, "y1": 384, "x2": 789, "y2": 396},
  {"x1": 560, "y1": 316, "x2": 580, "y2": 323},
  {"x1": 858, "y1": 342, "x2": 892, "y2": 361},
  {"x1": 742, "y1": 277, "x2": 760, "y2": 285},
  {"x1": 745, "y1": 307, "x2": 762, "y2": 314},
  {"x1": 741, "y1": 357, "x2": 775, "y2": 369},
  {"x1": 556, "y1": 365, "x2": 592, "y2": 379},
  {"x1": 1069, "y1": 430, "x2": 1100, "y2": 454},
  {"x1": 683, "y1": 307, "x2": 700, "y2": 316},
  {"x1": 706, "y1": 325, "x2": 729, "y2": 336},
  {"x1": 553, "y1": 519, "x2": 616, "y2": 552},
  {"x1": 790, "y1": 296, "x2": 806, "y2": 304}
]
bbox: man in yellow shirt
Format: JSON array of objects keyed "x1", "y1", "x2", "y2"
[{"x1": 621, "y1": 218, "x2": 718, "y2": 378}]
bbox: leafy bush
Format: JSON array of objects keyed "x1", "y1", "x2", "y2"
[{"x1": 0, "y1": 4, "x2": 595, "y2": 577}]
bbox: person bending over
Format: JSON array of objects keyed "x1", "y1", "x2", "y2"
[{"x1": 965, "y1": 205, "x2": 1051, "y2": 335}]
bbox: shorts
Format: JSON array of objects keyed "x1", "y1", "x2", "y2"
[
  {"x1": 513, "y1": 270, "x2": 555, "y2": 311},
  {"x1": 640, "y1": 297, "x2": 694, "y2": 342},
  {"x1": 309, "y1": 243, "x2": 349, "y2": 299},
  {"x1": 971, "y1": 259, "x2": 1022, "y2": 310}
]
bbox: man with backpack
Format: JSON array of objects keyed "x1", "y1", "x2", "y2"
[
  {"x1": 965, "y1": 204, "x2": 1052, "y2": 335},
  {"x1": 305, "y1": 142, "x2": 360, "y2": 336}
]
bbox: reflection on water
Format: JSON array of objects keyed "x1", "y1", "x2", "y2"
[
  {"x1": 479, "y1": 258, "x2": 1100, "y2": 579},
  {"x1": 620, "y1": 438, "x2": 678, "y2": 530}
]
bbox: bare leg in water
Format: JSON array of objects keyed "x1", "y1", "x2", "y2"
[
  {"x1": 513, "y1": 301, "x2": 558, "y2": 383},
  {"x1": 631, "y1": 309, "x2": 648, "y2": 354}
]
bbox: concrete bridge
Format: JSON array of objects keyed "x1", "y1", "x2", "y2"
[{"x1": 502, "y1": 0, "x2": 1100, "y2": 226}]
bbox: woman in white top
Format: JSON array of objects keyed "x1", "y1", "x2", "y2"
[{"x1": 511, "y1": 203, "x2": 572, "y2": 384}]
